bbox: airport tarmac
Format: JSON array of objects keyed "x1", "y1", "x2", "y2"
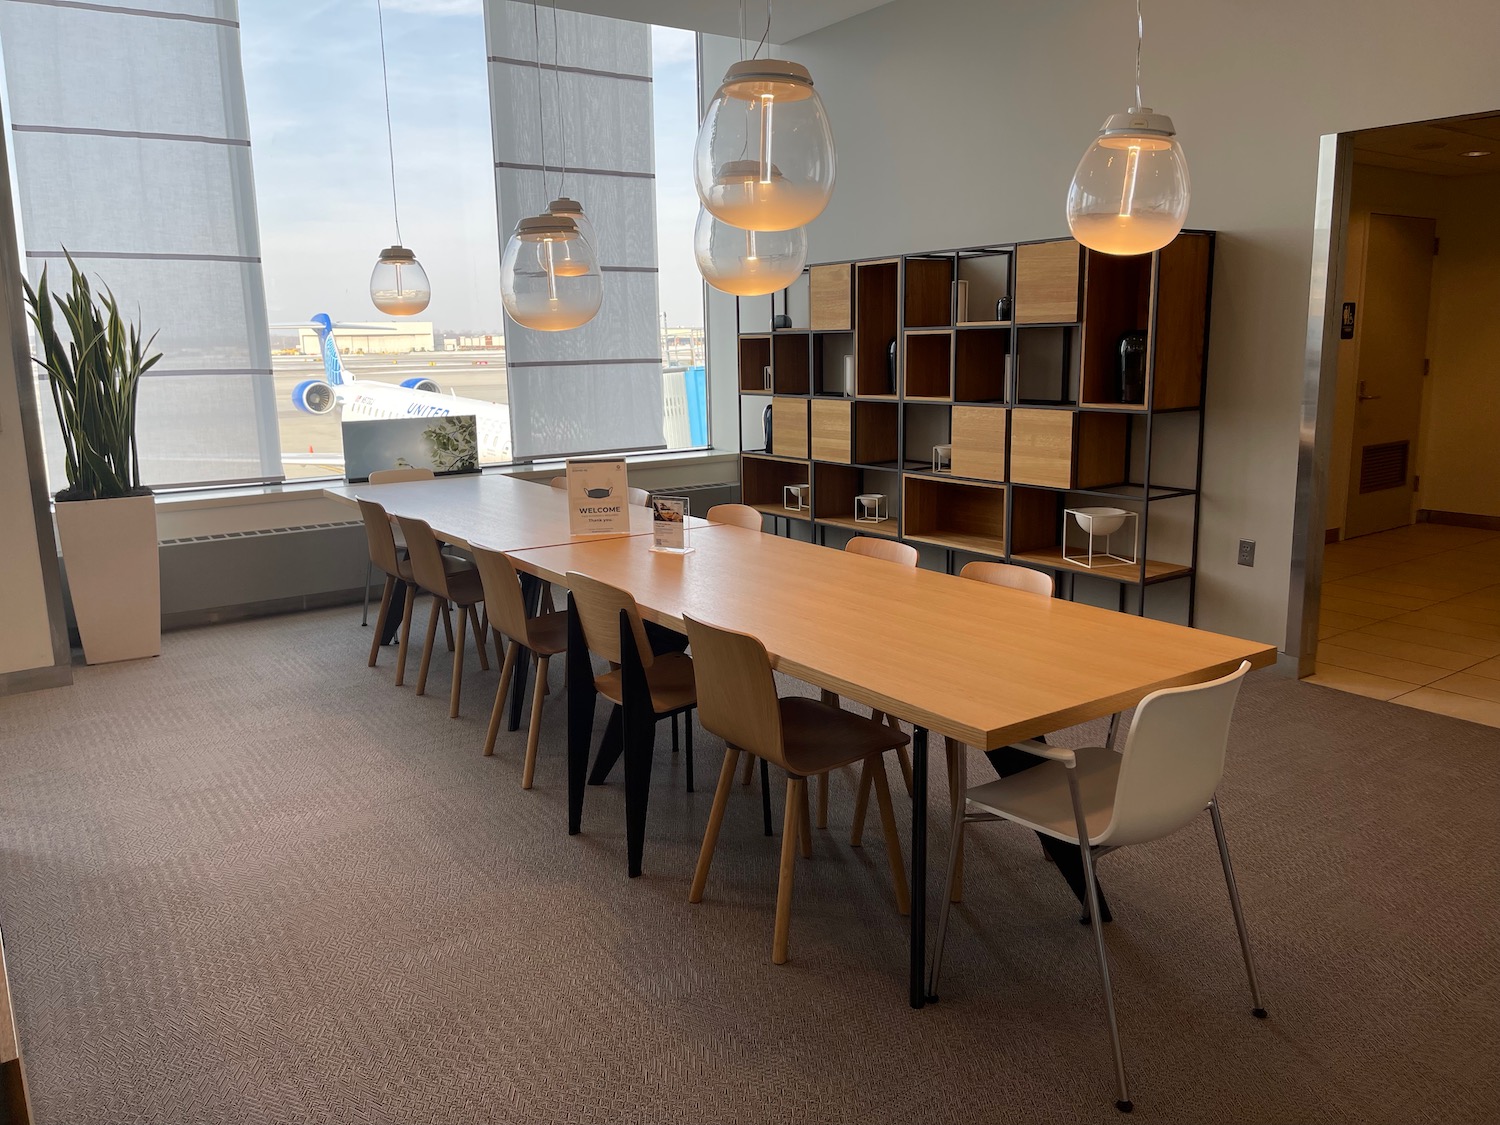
[{"x1": 273, "y1": 350, "x2": 509, "y2": 478}]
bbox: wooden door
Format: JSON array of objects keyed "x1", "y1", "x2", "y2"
[{"x1": 1344, "y1": 214, "x2": 1435, "y2": 538}]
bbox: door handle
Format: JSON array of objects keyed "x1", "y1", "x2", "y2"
[{"x1": 1357, "y1": 380, "x2": 1381, "y2": 403}]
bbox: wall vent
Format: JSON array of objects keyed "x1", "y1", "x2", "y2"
[
  {"x1": 158, "y1": 520, "x2": 362, "y2": 547},
  {"x1": 1359, "y1": 441, "x2": 1409, "y2": 494}
]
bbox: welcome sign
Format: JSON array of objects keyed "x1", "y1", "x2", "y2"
[{"x1": 566, "y1": 459, "x2": 632, "y2": 536}]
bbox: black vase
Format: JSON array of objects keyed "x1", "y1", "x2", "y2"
[
  {"x1": 1118, "y1": 331, "x2": 1147, "y2": 404},
  {"x1": 762, "y1": 402, "x2": 774, "y2": 452},
  {"x1": 887, "y1": 339, "x2": 897, "y2": 394}
]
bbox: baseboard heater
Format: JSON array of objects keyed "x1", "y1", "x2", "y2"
[{"x1": 648, "y1": 480, "x2": 740, "y2": 513}]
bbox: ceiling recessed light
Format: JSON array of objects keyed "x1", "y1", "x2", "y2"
[{"x1": 1461, "y1": 150, "x2": 1492, "y2": 158}]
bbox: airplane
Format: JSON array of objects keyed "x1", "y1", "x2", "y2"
[{"x1": 285, "y1": 313, "x2": 512, "y2": 464}]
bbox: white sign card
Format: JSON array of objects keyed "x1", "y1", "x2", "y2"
[
  {"x1": 566, "y1": 459, "x2": 631, "y2": 536},
  {"x1": 650, "y1": 495, "x2": 691, "y2": 553}
]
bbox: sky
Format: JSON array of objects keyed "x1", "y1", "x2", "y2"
[{"x1": 240, "y1": 1, "x2": 704, "y2": 334}]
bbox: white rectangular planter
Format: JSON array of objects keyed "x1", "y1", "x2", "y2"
[{"x1": 54, "y1": 494, "x2": 161, "y2": 664}]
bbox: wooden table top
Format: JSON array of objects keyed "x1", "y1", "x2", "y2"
[
  {"x1": 323, "y1": 474, "x2": 699, "y2": 551},
  {"x1": 510, "y1": 526, "x2": 1277, "y2": 750}
]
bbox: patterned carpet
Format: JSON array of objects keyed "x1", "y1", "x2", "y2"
[{"x1": 0, "y1": 606, "x2": 1496, "y2": 1124}]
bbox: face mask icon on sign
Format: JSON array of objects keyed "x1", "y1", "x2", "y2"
[{"x1": 584, "y1": 485, "x2": 614, "y2": 500}]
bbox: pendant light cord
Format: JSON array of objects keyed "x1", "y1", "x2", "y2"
[
  {"x1": 553, "y1": 0, "x2": 565, "y2": 198},
  {"x1": 376, "y1": 0, "x2": 402, "y2": 245},
  {"x1": 753, "y1": 0, "x2": 771, "y2": 59},
  {"x1": 532, "y1": 2, "x2": 551, "y2": 205},
  {"x1": 1134, "y1": 0, "x2": 1144, "y2": 108}
]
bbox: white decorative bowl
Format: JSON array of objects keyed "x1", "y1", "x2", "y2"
[{"x1": 1071, "y1": 506, "x2": 1128, "y2": 537}]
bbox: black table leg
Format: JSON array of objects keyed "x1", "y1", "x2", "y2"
[
  {"x1": 620, "y1": 609, "x2": 655, "y2": 878},
  {"x1": 379, "y1": 578, "x2": 407, "y2": 645},
  {"x1": 566, "y1": 593, "x2": 593, "y2": 836},
  {"x1": 910, "y1": 726, "x2": 929, "y2": 1009},
  {"x1": 509, "y1": 573, "x2": 543, "y2": 731}
]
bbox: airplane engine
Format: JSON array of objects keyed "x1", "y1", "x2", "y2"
[
  {"x1": 401, "y1": 376, "x2": 441, "y2": 394},
  {"x1": 291, "y1": 379, "x2": 336, "y2": 414}
]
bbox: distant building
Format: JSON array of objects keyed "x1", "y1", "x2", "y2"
[
  {"x1": 299, "y1": 322, "x2": 434, "y2": 355},
  {"x1": 448, "y1": 334, "x2": 507, "y2": 351}
]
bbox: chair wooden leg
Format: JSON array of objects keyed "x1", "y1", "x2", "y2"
[
  {"x1": 441, "y1": 602, "x2": 455, "y2": 652},
  {"x1": 368, "y1": 575, "x2": 395, "y2": 667},
  {"x1": 484, "y1": 640, "x2": 520, "y2": 757},
  {"x1": 773, "y1": 776, "x2": 805, "y2": 964},
  {"x1": 868, "y1": 754, "x2": 911, "y2": 916},
  {"x1": 798, "y1": 781, "x2": 813, "y2": 858},
  {"x1": 449, "y1": 601, "x2": 468, "y2": 717},
  {"x1": 416, "y1": 595, "x2": 442, "y2": 696},
  {"x1": 395, "y1": 584, "x2": 417, "y2": 687},
  {"x1": 850, "y1": 758, "x2": 875, "y2": 846},
  {"x1": 945, "y1": 736, "x2": 965, "y2": 903},
  {"x1": 469, "y1": 604, "x2": 490, "y2": 670},
  {"x1": 522, "y1": 655, "x2": 549, "y2": 788},
  {"x1": 896, "y1": 745, "x2": 914, "y2": 797},
  {"x1": 689, "y1": 747, "x2": 741, "y2": 903},
  {"x1": 816, "y1": 772, "x2": 829, "y2": 829},
  {"x1": 740, "y1": 752, "x2": 756, "y2": 785}
]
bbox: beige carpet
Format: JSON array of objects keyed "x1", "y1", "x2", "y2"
[{"x1": 0, "y1": 606, "x2": 1496, "y2": 1124}]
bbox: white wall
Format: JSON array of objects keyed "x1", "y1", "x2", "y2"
[{"x1": 709, "y1": 0, "x2": 1500, "y2": 648}]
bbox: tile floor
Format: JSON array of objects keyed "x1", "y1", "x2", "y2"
[{"x1": 1310, "y1": 522, "x2": 1500, "y2": 727}]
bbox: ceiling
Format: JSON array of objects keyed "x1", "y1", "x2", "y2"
[
  {"x1": 545, "y1": 0, "x2": 894, "y2": 41},
  {"x1": 1352, "y1": 113, "x2": 1500, "y2": 177}
]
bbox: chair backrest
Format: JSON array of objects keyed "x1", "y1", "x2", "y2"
[
  {"x1": 369, "y1": 467, "x2": 436, "y2": 484},
  {"x1": 683, "y1": 614, "x2": 787, "y2": 767},
  {"x1": 627, "y1": 486, "x2": 651, "y2": 507},
  {"x1": 392, "y1": 514, "x2": 451, "y2": 597},
  {"x1": 357, "y1": 498, "x2": 402, "y2": 577},
  {"x1": 548, "y1": 475, "x2": 568, "y2": 489},
  {"x1": 1099, "y1": 661, "x2": 1251, "y2": 847},
  {"x1": 845, "y1": 536, "x2": 918, "y2": 567},
  {"x1": 706, "y1": 503, "x2": 763, "y2": 532},
  {"x1": 470, "y1": 546, "x2": 529, "y2": 641},
  {"x1": 960, "y1": 560, "x2": 1053, "y2": 597},
  {"x1": 566, "y1": 571, "x2": 655, "y2": 669}
]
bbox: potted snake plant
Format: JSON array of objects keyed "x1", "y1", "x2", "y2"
[{"x1": 23, "y1": 254, "x2": 162, "y2": 663}]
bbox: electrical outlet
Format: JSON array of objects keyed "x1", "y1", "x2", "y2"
[{"x1": 1238, "y1": 539, "x2": 1256, "y2": 567}]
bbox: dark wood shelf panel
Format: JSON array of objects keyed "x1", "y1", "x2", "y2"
[
  {"x1": 1011, "y1": 547, "x2": 1193, "y2": 585},
  {"x1": 816, "y1": 513, "x2": 900, "y2": 537}
]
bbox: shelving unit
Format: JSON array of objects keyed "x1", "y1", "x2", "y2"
[{"x1": 736, "y1": 231, "x2": 1216, "y2": 623}]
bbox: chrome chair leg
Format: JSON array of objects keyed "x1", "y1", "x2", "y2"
[
  {"x1": 928, "y1": 784, "x2": 967, "y2": 999},
  {"x1": 1209, "y1": 797, "x2": 1268, "y2": 1018},
  {"x1": 361, "y1": 559, "x2": 374, "y2": 626},
  {"x1": 1069, "y1": 771, "x2": 1132, "y2": 1113}
]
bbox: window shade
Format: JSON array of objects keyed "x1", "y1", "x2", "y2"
[
  {"x1": 0, "y1": 0, "x2": 281, "y2": 488},
  {"x1": 483, "y1": 1, "x2": 665, "y2": 461}
]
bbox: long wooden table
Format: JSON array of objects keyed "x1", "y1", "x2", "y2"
[
  {"x1": 325, "y1": 475, "x2": 1276, "y2": 1008},
  {"x1": 510, "y1": 526, "x2": 1276, "y2": 1007}
]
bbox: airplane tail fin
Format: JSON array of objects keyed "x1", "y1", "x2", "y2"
[{"x1": 311, "y1": 312, "x2": 347, "y2": 386}]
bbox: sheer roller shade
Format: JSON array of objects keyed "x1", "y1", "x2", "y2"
[
  {"x1": 0, "y1": 0, "x2": 281, "y2": 488},
  {"x1": 484, "y1": 1, "x2": 665, "y2": 461}
]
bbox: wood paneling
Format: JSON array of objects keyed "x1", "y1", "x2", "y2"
[
  {"x1": 770, "y1": 397, "x2": 809, "y2": 459},
  {"x1": 811, "y1": 399, "x2": 852, "y2": 463},
  {"x1": 954, "y1": 328, "x2": 1009, "y2": 402},
  {"x1": 1015, "y1": 240, "x2": 1082, "y2": 324},
  {"x1": 771, "y1": 333, "x2": 811, "y2": 395},
  {"x1": 812, "y1": 461, "x2": 859, "y2": 520},
  {"x1": 853, "y1": 402, "x2": 900, "y2": 465},
  {"x1": 1150, "y1": 232, "x2": 1211, "y2": 410},
  {"x1": 951, "y1": 406, "x2": 1007, "y2": 482},
  {"x1": 740, "y1": 454, "x2": 810, "y2": 511},
  {"x1": 1076, "y1": 412, "x2": 1129, "y2": 488},
  {"x1": 738, "y1": 335, "x2": 772, "y2": 392},
  {"x1": 1079, "y1": 252, "x2": 1152, "y2": 405},
  {"x1": 902, "y1": 474, "x2": 1007, "y2": 556},
  {"x1": 902, "y1": 330, "x2": 953, "y2": 400},
  {"x1": 905, "y1": 256, "x2": 955, "y2": 327},
  {"x1": 1009, "y1": 408, "x2": 1076, "y2": 488},
  {"x1": 809, "y1": 263, "x2": 852, "y2": 331},
  {"x1": 854, "y1": 260, "x2": 900, "y2": 396}
]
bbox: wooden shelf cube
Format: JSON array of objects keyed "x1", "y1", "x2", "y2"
[
  {"x1": 1015, "y1": 239, "x2": 1082, "y2": 324},
  {"x1": 903, "y1": 330, "x2": 953, "y2": 400},
  {"x1": 738, "y1": 335, "x2": 772, "y2": 393},
  {"x1": 810, "y1": 263, "x2": 852, "y2": 331},
  {"x1": 901, "y1": 475, "x2": 1007, "y2": 556},
  {"x1": 950, "y1": 406, "x2": 1008, "y2": 482},
  {"x1": 904, "y1": 255, "x2": 955, "y2": 328},
  {"x1": 954, "y1": 328, "x2": 1009, "y2": 402},
  {"x1": 769, "y1": 397, "x2": 809, "y2": 459},
  {"x1": 955, "y1": 249, "x2": 1012, "y2": 325},
  {"x1": 771, "y1": 332, "x2": 811, "y2": 395},
  {"x1": 741, "y1": 454, "x2": 810, "y2": 515},
  {"x1": 811, "y1": 399, "x2": 899, "y2": 465},
  {"x1": 854, "y1": 260, "x2": 899, "y2": 396},
  {"x1": 1010, "y1": 408, "x2": 1128, "y2": 489}
]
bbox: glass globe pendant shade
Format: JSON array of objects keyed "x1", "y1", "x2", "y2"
[
  {"x1": 1066, "y1": 108, "x2": 1189, "y2": 256},
  {"x1": 544, "y1": 197, "x2": 598, "y2": 279},
  {"x1": 499, "y1": 214, "x2": 602, "y2": 332},
  {"x1": 693, "y1": 208, "x2": 806, "y2": 296},
  {"x1": 694, "y1": 59, "x2": 834, "y2": 232},
  {"x1": 369, "y1": 246, "x2": 431, "y2": 315}
]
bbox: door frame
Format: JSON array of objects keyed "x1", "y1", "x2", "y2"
[{"x1": 1286, "y1": 132, "x2": 1354, "y2": 677}]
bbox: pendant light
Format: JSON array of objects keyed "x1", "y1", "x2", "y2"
[
  {"x1": 1065, "y1": 0, "x2": 1190, "y2": 257},
  {"x1": 368, "y1": 0, "x2": 431, "y2": 315},
  {"x1": 693, "y1": 1, "x2": 835, "y2": 232},
  {"x1": 500, "y1": 2, "x2": 602, "y2": 331},
  {"x1": 694, "y1": 205, "x2": 806, "y2": 296}
]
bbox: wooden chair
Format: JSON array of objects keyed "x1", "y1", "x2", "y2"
[
  {"x1": 473, "y1": 546, "x2": 567, "y2": 788},
  {"x1": 930, "y1": 662, "x2": 1262, "y2": 1113},
  {"x1": 628, "y1": 486, "x2": 652, "y2": 506},
  {"x1": 706, "y1": 503, "x2": 763, "y2": 531},
  {"x1": 684, "y1": 614, "x2": 911, "y2": 964},
  {"x1": 359, "y1": 467, "x2": 434, "y2": 626},
  {"x1": 358, "y1": 498, "x2": 466, "y2": 681},
  {"x1": 566, "y1": 571, "x2": 698, "y2": 875},
  {"x1": 548, "y1": 475, "x2": 568, "y2": 489},
  {"x1": 394, "y1": 515, "x2": 490, "y2": 717},
  {"x1": 836, "y1": 535, "x2": 917, "y2": 839}
]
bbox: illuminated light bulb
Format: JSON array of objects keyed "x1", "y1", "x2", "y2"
[
  {"x1": 1066, "y1": 108, "x2": 1189, "y2": 256},
  {"x1": 694, "y1": 59, "x2": 834, "y2": 231},
  {"x1": 499, "y1": 213, "x2": 602, "y2": 331},
  {"x1": 369, "y1": 246, "x2": 431, "y2": 316},
  {"x1": 693, "y1": 208, "x2": 806, "y2": 296},
  {"x1": 545, "y1": 196, "x2": 598, "y2": 277}
]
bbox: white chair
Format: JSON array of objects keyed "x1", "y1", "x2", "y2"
[
  {"x1": 360, "y1": 467, "x2": 435, "y2": 626},
  {"x1": 706, "y1": 503, "x2": 763, "y2": 531},
  {"x1": 930, "y1": 660, "x2": 1265, "y2": 1113}
]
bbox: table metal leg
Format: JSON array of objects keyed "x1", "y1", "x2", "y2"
[{"x1": 910, "y1": 726, "x2": 929, "y2": 1008}]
